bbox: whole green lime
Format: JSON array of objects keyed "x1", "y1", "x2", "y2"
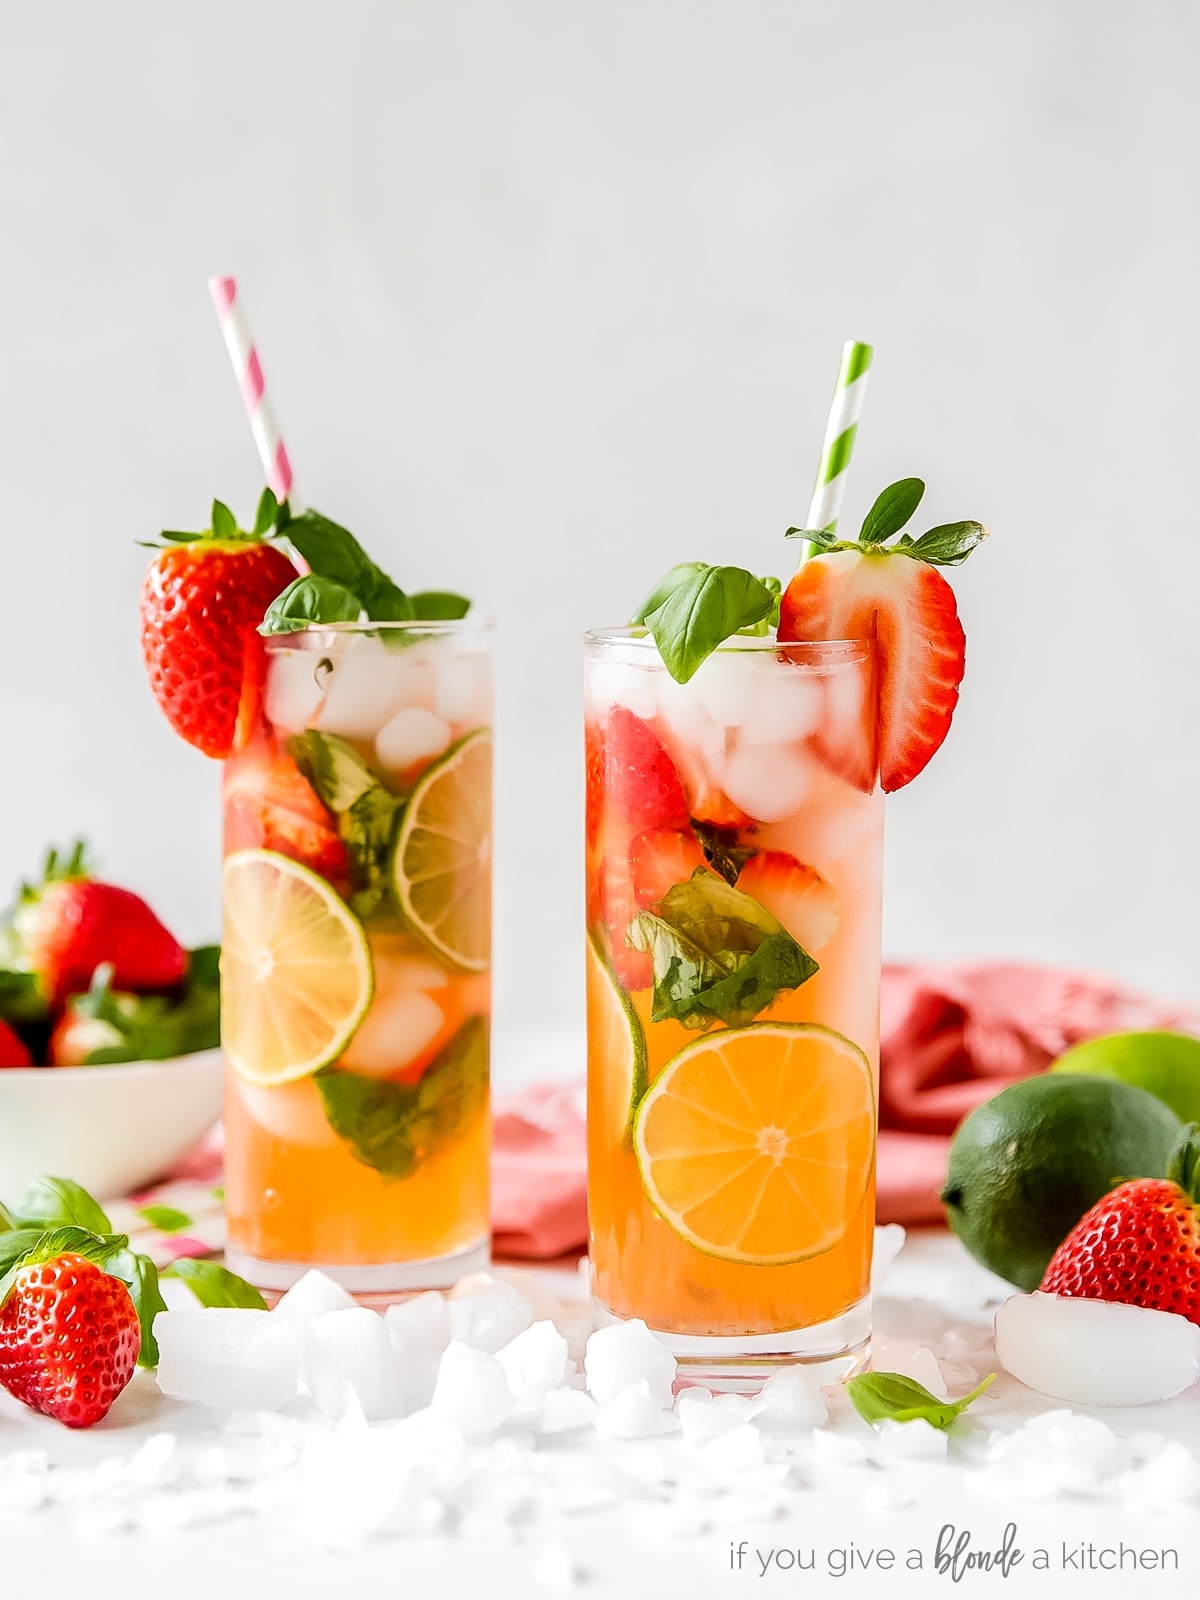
[
  {"x1": 940, "y1": 1074, "x2": 1182, "y2": 1290},
  {"x1": 1049, "y1": 1030, "x2": 1200, "y2": 1124}
]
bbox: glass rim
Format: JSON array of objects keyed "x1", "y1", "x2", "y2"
[
  {"x1": 264, "y1": 616, "x2": 493, "y2": 647},
  {"x1": 583, "y1": 625, "x2": 869, "y2": 662}
]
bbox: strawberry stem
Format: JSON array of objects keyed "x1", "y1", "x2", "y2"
[{"x1": 1166, "y1": 1123, "x2": 1200, "y2": 1199}]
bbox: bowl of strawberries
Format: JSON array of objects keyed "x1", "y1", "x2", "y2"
[{"x1": 0, "y1": 843, "x2": 222, "y2": 1200}]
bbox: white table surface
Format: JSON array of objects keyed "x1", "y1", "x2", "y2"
[{"x1": 2, "y1": 1230, "x2": 1198, "y2": 1600}]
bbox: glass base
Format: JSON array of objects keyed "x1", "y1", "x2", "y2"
[
  {"x1": 591, "y1": 1293, "x2": 871, "y2": 1393},
  {"x1": 225, "y1": 1238, "x2": 490, "y2": 1298}
]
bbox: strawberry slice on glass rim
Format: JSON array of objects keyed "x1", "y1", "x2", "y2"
[{"x1": 778, "y1": 478, "x2": 987, "y2": 793}]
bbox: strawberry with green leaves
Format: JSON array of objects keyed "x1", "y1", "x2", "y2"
[
  {"x1": 1039, "y1": 1126, "x2": 1200, "y2": 1326},
  {"x1": 140, "y1": 491, "x2": 297, "y2": 759},
  {"x1": 13, "y1": 842, "x2": 187, "y2": 1006}
]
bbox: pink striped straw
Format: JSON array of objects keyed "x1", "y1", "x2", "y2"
[{"x1": 207, "y1": 277, "x2": 294, "y2": 502}]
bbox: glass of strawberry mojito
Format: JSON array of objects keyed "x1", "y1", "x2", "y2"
[
  {"x1": 220, "y1": 621, "x2": 493, "y2": 1292},
  {"x1": 585, "y1": 481, "x2": 985, "y2": 1382}
]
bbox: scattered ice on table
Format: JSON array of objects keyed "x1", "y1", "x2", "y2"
[
  {"x1": 757, "y1": 1366, "x2": 828, "y2": 1429},
  {"x1": 272, "y1": 1269, "x2": 357, "y2": 1326},
  {"x1": 871, "y1": 1342, "x2": 948, "y2": 1398},
  {"x1": 870, "y1": 1224, "x2": 907, "y2": 1292},
  {"x1": 594, "y1": 1380, "x2": 678, "y2": 1439},
  {"x1": 299, "y1": 1307, "x2": 408, "y2": 1421},
  {"x1": 811, "y1": 1426, "x2": 873, "y2": 1466},
  {"x1": 1120, "y1": 1441, "x2": 1200, "y2": 1509},
  {"x1": 447, "y1": 1276, "x2": 536, "y2": 1354},
  {"x1": 969, "y1": 1409, "x2": 1129, "y2": 1500},
  {"x1": 532, "y1": 1541, "x2": 581, "y2": 1593},
  {"x1": 677, "y1": 1391, "x2": 745, "y2": 1445},
  {"x1": 712, "y1": 1392, "x2": 767, "y2": 1420},
  {"x1": 560, "y1": 1315, "x2": 594, "y2": 1367},
  {"x1": 585, "y1": 1319, "x2": 676, "y2": 1407},
  {"x1": 496, "y1": 1321, "x2": 570, "y2": 1408},
  {"x1": 431, "y1": 1341, "x2": 513, "y2": 1436},
  {"x1": 155, "y1": 1309, "x2": 299, "y2": 1411},
  {"x1": 871, "y1": 1418, "x2": 949, "y2": 1461},
  {"x1": 540, "y1": 1387, "x2": 598, "y2": 1433},
  {"x1": 994, "y1": 1291, "x2": 1200, "y2": 1407},
  {"x1": 385, "y1": 1290, "x2": 451, "y2": 1359},
  {"x1": 494, "y1": 1269, "x2": 571, "y2": 1331}
]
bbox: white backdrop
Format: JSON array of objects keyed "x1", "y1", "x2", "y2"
[{"x1": 2, "y1": 1, "x2": 1198, "y2": 1068}]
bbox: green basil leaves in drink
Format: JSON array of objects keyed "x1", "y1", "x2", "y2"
[
  {"x1": 287, "y1": 732, "x2": 405, "y2": 920},
  {"x1": 315, "y1": 1016, "x2": 489, "y2": 1180},
  {"x1": 632, "y1": 564, "x2": 778, "y2": 684},
  {"x1": 628, "y1": 869, "x2": 817, "y2": 1030},
  {"x1": 845, "y1": 1371, "x2": 997, "y2": 1430}
]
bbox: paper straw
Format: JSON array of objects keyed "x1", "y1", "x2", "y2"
[
  {"x1": 795, "y1": 340, "x2": 873, "y2": 561},
  {"x1": 207, "y1": 277, "x2": 294, "y2": 503}
]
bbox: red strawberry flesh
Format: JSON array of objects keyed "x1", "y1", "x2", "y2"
[
  {"x1": 223, "y1": 746, "x2": 348, "y2": 881},
  {"x1": 0, "y1": 1254, "x2": 141, "y2": 1427}
]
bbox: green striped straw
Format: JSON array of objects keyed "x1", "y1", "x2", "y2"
[{"x1": 795, "y1": 339, "x2": 874, "y2": 562}]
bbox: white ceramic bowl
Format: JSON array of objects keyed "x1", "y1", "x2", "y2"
[{"x1": 0, "y1": 1048, "x2": 223, "y2": 1204}]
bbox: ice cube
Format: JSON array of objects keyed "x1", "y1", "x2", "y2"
[
  {"x1": 432, "y1": 656, "x2": 481, "y2": 725},
  {"x1": 299, "y1": 1307, "x2": 408, "y2": 1421},
  {"x1": 375, "y1": 707, "x2": 452, "y2": 773},
  {"x1": 272, "y1": 1270, "x2": 357, "y2": 1326},
  {"x1": 155, "y1": 1310, "x2": 299, "y2": 1411},
  {"x1": 594, "y1": 1379, "x2": 677, "y2": 1439},
  {"x1": 496, "y1": 1321, "x2": 570, "y2": 1408},
  {"x1": 447, "y1": 1279, "x2": 536, "y2": 1354},
  {"x1": 655, "y1": 671, "x2": 714, "y2": 750},
  {"x1": 337, "y1": 986, "x2": 445, "y2": 1077},
  {"x1": 540, "y1": 1387, "x2": 599, "y2": 1433},
  {"x1": 586, "y1": 661, "x2": 658, "y2": 722},
  {"x1": 757, "y1": 1366, "x2": 828, "y2": 1429},
  {"x1": 431, "y1": 1341, "x2": 513, "y2": 1435},
  {"x1": 1121, "y1": 1441, "x2": 1200, "y2": 1507},
  {"x1": 677, "y1": 1392, "x2": 743, "y2": 1445},
  {"x1": 384, "y1": 1291, "x2": 451, "y2": 1360},
  {"x1": 265, "y1": 650, "x2": 328, "y2": 734},
  {"x1": 872, "y1": 1418, "x2": 948, "y2": 1461},
  {"x1": 870, "y1": 1224, "x2": 907, "y2": 1293},
  {"x1": 722, "y1": 740, "x2": 812, "y2": 823},
  {"x1": 692, "y1": 654, "x2": 756, "y2": 727},
  {"x1": 871, "y1": 1343, "x2": 948, "y2": 1399},
  {"x1": 235, "y1": 1076, "x2": 340, "y2": 1150},
  {"x1": 585, "y1": 1319, "x2": 676, "y2": 1407},
  {"x1": 994, "y1": 1292, "x2": 1200, "y2": 1406},
  {"x1": 740, "y1": 667, "x2": 823, "y2": 745},
  {"x1": 811, "y1": 1427, "x2": 872, "y2": 1465},
  {"x1": 311, "y1": 645, "x2": 435, "y2": 740}
]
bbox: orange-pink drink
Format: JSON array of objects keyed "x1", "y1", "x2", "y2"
[
  {"x1": 586, "y1": 631, "x2": 882, "y2": 1378},
  {"x1": 221, "y1": 621, "x2": 493, "y2": 1293}
]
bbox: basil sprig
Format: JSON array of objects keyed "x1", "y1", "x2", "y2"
[
  {"x1": 632, "y1": 563, "x2": 781, "y2": 685},
  {"x1": 846, "y1": 1370, "x2": 996, "y2": 1430},
  {"x1": 787, "y1": 477, "x2": 988, "y2": 567}
]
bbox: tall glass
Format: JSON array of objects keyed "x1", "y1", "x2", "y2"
[
  {"x1": 222, "y1": 620, "x2": 493, "y2": 1294},
  {"x1": 585, "y1": 629, "x2": 882, "y2": 1383}
]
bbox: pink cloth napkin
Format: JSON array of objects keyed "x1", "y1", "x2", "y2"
[{"x1": 136, "y1": 963, "x2": 1200, "y2": 1263}]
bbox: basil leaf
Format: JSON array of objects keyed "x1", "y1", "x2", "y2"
[
  {"x1": 631, "y1": 563, "x2": 707, "y2": 626},
  {"x1": 629, "y1": 870, "x2": 816, "y2": 1029},
  {"x1": 0, "y1": 1199, "x2": 14, "y2": 1233},
  {"x1": 859, "y1": 478, "x2": 925, "y2": 545},
  {"x1": 316, "y1": 1016, "x2": 489, "y2": 1179},
  {"x1": 783, "y1": 527, "x2": 839, "y2": 549},
  {"x1": 137, "y1": 1205, "x2": 193, "y2": 1234},
  {"x1": 17, "y1": 1176, "x2": 111, "y2": 1235},
  {"x1": 0, "y1": 1228, "x2": 42, "y2": 1276},
  {"x1": 211, "y1": 499, "x2": 238, "y2": 540},
  {"x1": 409, "y1": 591, "x2": 471, "y2": 621},
  {"x1": 260, "y1": 575, "x2": 364, "y2": 634},
  {"x1": 289, "y1": 731, "x2": 379, "y2": 814},
  {"x1": 278, "y1": 510, "x2": 380, "y2": 596},
  {"x1": 845, "y1": 1371, "x2": 996, "y2": 1430},
  {"x1": 643, "y1": 565, "x2": 775, "y2": 684},
  {"x1": 164, "y1": 1258, "x2": 267, "y2": 1310},
  {"x1": 104, "y1": 1247, "x2": 167, "y2": 1369},
  {"x1": 253, "y1": 487, "x2": 279, "y2": 538},
  {"x1": 901, "y1": 520, "x2": 989, "y2": 566}
]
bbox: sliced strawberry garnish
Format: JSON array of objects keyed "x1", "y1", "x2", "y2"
[
  {"x1": 595, "y1": 859, "x2": 653, "y2": 992},
  {"x1": 735, "y1": 851, "x2": 840, "y2": 953},
  {"x1": 629, "y1": 828, "x2": 708, "y2": 909},
  {"x1": 600, "y1": 707, "x2": 690, "y2": 833},
  {"x1": 224, "y1": 746, "x2": 348, "y2": 881},
  {"x1": 780, "y1": 481, "x2": 986, "y2": 792}
]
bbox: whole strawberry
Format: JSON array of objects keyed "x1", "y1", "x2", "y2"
[
  {"x1": 140, "y1": 494, "x2": 296, "y2": 759},
  {"x1": 15, "y1": 844, "x2": 187, "y2": 1004},
  {"x1": 1040, "y1": 1126, "x2": 1200, "y2": 1326},
  {"x1": 0, "y1": 1252, "x2": 141, "y2": 1427}
]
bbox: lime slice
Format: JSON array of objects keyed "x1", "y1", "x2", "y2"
[
  {"x1": 634, "y1": 1022, "x2": 874, "y2": 1266},
  {"x1": 222, "y1": 848, "x2": 374, "y2": 1087},
  {"x1": 391, "y1": 730, "x2": 492, "y2": 974},
  {"x1": 587, "y1": 926, "x2": 648, "y2": 1144}
]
